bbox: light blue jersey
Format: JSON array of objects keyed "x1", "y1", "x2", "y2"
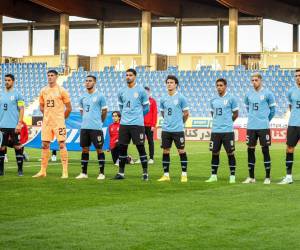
[
  {"x1": 80, "y1": 90, "x2": 108, "y2": 130},
  {"x1": 210, "y1": 92, "x2": 239, "y2": 133},
  {"x1": 287, "y1": 86, "x2": 300, "y2": 126},
  {"x1": 244, "y1": 88, "x2": 276, "y2": 130},
  {"x1": 118, "y1": 84, "x2": 149, "y2": 126},
  {"x1": 160, "y1": 92, "x2": 189, "y2": 132},
  {"x1": 0, "y1": 89, "x2": 24, "y2": 129}
]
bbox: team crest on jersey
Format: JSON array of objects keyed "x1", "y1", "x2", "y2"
[
  {"x1": 97, "y1": 136, "x2": 102, "y2": 142},
  {"x1": 260, "y1": 95, "x2": 265, "y2": 100},
  {"x1": 10, "y1": 96, "x2": 15, "y2": 101},
  {"x1": 173, "y1": 99, "x2": 179, "y2": 105},
  {"x1": 224, "y1": 100, "x2": 228, "y2": 106},
  {"x1": 93, "y1": 97, "x2": 97, "y2": 102},
  {"x1": 134, "y1": 92, "x2": 139, "y2": 98}
]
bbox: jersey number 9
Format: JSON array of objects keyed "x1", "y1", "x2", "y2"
[{"x1": 3, "y1": 103, "x2": 8, "y2": 111}]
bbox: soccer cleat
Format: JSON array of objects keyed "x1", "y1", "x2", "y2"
[
  {"x1": 51, "y1": 155, "x2": 57, "y2": 162},
  {"x1": 4, "y1": 154, "x2": 8, "y2": 163},
  {"x1": 205, "y1": 175, "x2": 218, "y2": 183},
  {"x1": 32, "y1": 171, "x2": 46, "y2": 178},
  {"x1": 148, "y1": 159, "x2": 154, "y2": 164},
  {"x1": 18, "y1": 170, "x2": 24, "y2": 177},
  {"x1": 135, "y1": 159, "x2": 141, "y2": 164},
  {"x1": 181, "y1": 175, "x2": 188, "y2": 183},
  {"x1": 76, "y1": 173, "x2": 88, "y2": 179},
  {"x1": 263, "y1": 178, "x2": 271, "y2": 185},
  {"x1": 142, "y1": 174, "x2": 149, "y2": 181},
  {"x1": 229, "y1": 175, "x2": 236, "y2": 184},
  {"x1": 278, "y1": 176, "x2": 293, "y2": 185},
  {"x1": 157, "y1": 175, "x2": 170, "y2": 182},
  {"x1": 113, "y1": 173, "x2": 125, "y2": 180},
  {"x1": 97, "y1": 174, "x2": 105, "y2": 180},
  {"x1": 242, "y1": 177, "x2": 256, "y2": 184}
]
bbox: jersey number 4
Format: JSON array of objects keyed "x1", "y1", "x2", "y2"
[{"x1": 126, "y1": 101, "x2": 131, "y2": 108}]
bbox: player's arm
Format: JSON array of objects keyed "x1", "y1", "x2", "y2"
[
  {"x1": 267, "y1": 92, "x2": 276, "y2": 121},
  {"x1": 16, "y1": 98, "x2": 25, "y2": 133},
  {"x1": 79, "y1": 97, "x2": 83, "y2": 116},
  {"x1": 231, "y1": 96, "x2": 239, "y2": 121},
  {"x1": 39, "y1": 91, "x2": 44, "y2": 114},
  {"x1": 287, "y1": 89, "x2": 292, "y2": 111},
  {"x1": 244, "y1": 95, "x2": 249, "y2": 112},
  {"x1": 141, "y1": 89, "x2": 150, "y2": 116},
  {"x1": 101, "y1": 96, "x2": 108, "y2": 122},
  {"x1": 64, "y1": 102, "x2": 72, "y2": 119},
  {"x1": 181, "y1": 96, "x2": 189, "y2": 123},
  {"x1": 183, "y1": 110, "x2": 189, "y2": 123},
  {"x1": 118, "y1": 91, "x2": 123, "y2": 112},
  {"x1": 160, "y1": 99, "x2": 164, "y2": 118},
  {"x1": 152, "y1": 99, "x2": 158, "y2": 130},
  {"x1": 210, "y1": 99, "x2": 214, "y2": 117}
]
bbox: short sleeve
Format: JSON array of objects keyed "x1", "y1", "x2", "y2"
[
  {"x1": 210, "y1": 99, "x2": 214, "y2": 112},
  {"x1": 118, "y1": 90, "x2": 123, "y2": 106},
  {"x1": 100, "y1": 95, "x2": 108, "y2": 110},
  {"x1": 231, "y1": 96, "x2": 239, "y2": 112},
  {"x1": 267, "y1": 91, "x2": 276, "y2": 107},
  {"x1": 79, "y1": 96, "x2": 83, "y2": 110},
  {"x1": 141, "y1": 88, "x2": 149, "y2": 106},
  {"x1": 180, "y1": 95, "x2": 189, "y2": 111},
  {"x1": 17, "y1": 92, "x2": 24, "y2": 107},
  {"x1": 61, "y1": 89, "x2": 71, "y2": 104}
]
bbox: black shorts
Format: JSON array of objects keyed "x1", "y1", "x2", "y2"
[
  {"x1": 210, "y1": 132, "x2": 235, "y2": 154},
  {"x1": 0, "y1": 128, "x2": 21, "y2": 147},
  {"x1": 161, "y1": 131, "x2": 185, "y2": 149},
  {"x1": 286, "y1": 126, "x2": 300, "y2": 147},
  {"x1": 80, "y1": 129, "x2": 104, "y2": 149},
  {"x1": 118, "y1": 125, "x2": 145, "y2": 145},
  {"x1": 246, "y1": 129, "x2": 271, "y2": 147}
]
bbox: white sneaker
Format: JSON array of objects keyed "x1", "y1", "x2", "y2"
[
  {"x1": 130, "y1": 159, "x2": 135, "y2": 164},
  {"x1": 76, "y1": 173, "x2": 88, "y2": 179},
  {"x1": 97, "y1": 174, "x2": 105, "y2": 180},
  {"x1": 278, "y1": 176, "x2": 293, "y2": 185},
  {"x1": 148, "y1": 159, "x2": 154, "y2": 164},
  {"x1": 242, "y1": 177, "x2": 256, "y2": 184},
  {"x1": 263, "y1": 178, "x2": 271, "y2": 185},
  {"x1": 135, "y1": 159, "x2": 141, "y2": 164},
  {"x1": 114, "y1": 159, "x2": 119, "y2": 166},
  {"x1": 4, "y1": 154, "x2": 8, "y2": 163},
  {"x1": 51, "y1": 155, "x2": 57, "y2": 162}
]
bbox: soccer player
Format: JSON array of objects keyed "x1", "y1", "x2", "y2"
[
  {"x1": 158, "y1": 75, "x2": 189, "y2": 182},
  {"x1": 205, "y1": 78, "x2": 239, "y2": 184},
  {"x1": 32, "y1": 70, "x2": 72, "y2": 178},
  {"x1": 0, "y1": 74, "x2": 25, "y2": 176},
  {"x1": 135, "y1": 87, "x2": 157, "y2": 164},
  {"x1": 114, "y1": 68, "x2": 150, "y2": 180},
  {"x1": 243, "y1": 73, "x2": 276, "y2": 184},
  {"x1": 76, "y1": 75, "x2": 108, "y2": 180},
  {"x1": 278, "y1": 69, "x2": 300, "y2": 184},
  {"x1": 108, "y1": 111, "x2": 134, "y2": 166}
]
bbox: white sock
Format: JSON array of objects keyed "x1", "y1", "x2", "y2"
[
  {"x1": 181, "y1": 172, "x2": 187, "y2": 176},
  {"x1": 164, "y1": 172, "x2": 169, "y2": 177},
  {"x1": 287, "y1": 174, "x2": 292, "y2": 179}
]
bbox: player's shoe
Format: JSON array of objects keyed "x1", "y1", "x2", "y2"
[
  {"x1": 263, "y1": 178, "x2": 271, "y2": 184},
  {"x1": 142, "y1": 174, "x2": 149, "y2": 181},
  {"x1": 97, "y1": 174, "x2": 105, "y2": 180},
  {"x1": 278, "y1": 176, "x2": 293, "y2": 185},
  {"x1": 135, "y1": 159, "x2": 141, "y2": 164},
  {"x1": 4, "y1": 154, "x2": 8, "y2": 163},
  {"x1": 18, "y1": 170, "x2": 24, "y2": 177},
  {"x1": 114, "y1": 159, "x2": 119, "y2": 166},
  {"x1": 205, "y1": 175, "x2": 217, "y2": 183},
  {"x1": 148, "y1": 159, "x2": 154, "y2": 164},
  {"x1": 32, "y1": 171, "x2": 46, "y2": 178},
  {"x1": 242, "y1": 177, "x2": 256, "y2": 184},
  {"x1": 51, "y1": 155, "x2": 57, "y2": 162},
  {"x1": 76, "y1": 173, "x2": 88, "y2": 179},
  {"x1": 181, "y1": 175, "x2": 188, "y2": 183},
  {"x1": 113, "y1": 173, "x2": 125, "y2": 180},
  {"x1": 157, "y1": 175, "x2": 170, "y2": 182},
  {"x1": 229, "y1": 175, "x2": 236, "y2": 184}
]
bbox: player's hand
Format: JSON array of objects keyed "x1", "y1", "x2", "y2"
[
  {"x1": 15, "y1": 123, "x2": 22, "y2": 133},
  {"x1": 151, "y1": 127, "x2": 155, "y2": 131}
]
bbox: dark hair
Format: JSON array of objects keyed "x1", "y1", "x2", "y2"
[
  {"x1": 47, "y1": 69, "x2": 58, "y2": 75},
  {"x1": 86, "y1": 75, "x2": 97, "y2": 81},
  {"x1": 112, "y1": 111, "x2": 121, "y2": 118},
  {"x1": 216, "y1": 78, "x2": 227, "y2": 86},
  {"x1": 126, "y1": 68, "x2": 137, "y2": 76},
  {"x1": 165, "y1": 75, "x2": 179, "y2": 85},
  {"x1": 296, "y1": 69, "x2": 300, "y2": 73},
  {"x1": 144, "y1": 86, "x2": 150, "y2": 91},
  {"x1": 5, "y1": 74, "x2": 15, "y2": 81}
]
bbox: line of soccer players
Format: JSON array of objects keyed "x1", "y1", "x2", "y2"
[{"x1": 1, "y1": 68, "x2": 300, "y2": 184}]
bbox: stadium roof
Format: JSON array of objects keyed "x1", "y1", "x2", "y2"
[{"x1": 0, "y1": 0, "x2": 299, "y2": 24}]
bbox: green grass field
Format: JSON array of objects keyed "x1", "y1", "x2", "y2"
[{"x1": 1, "y1": 141, "x2": 300, "y2": 249}]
